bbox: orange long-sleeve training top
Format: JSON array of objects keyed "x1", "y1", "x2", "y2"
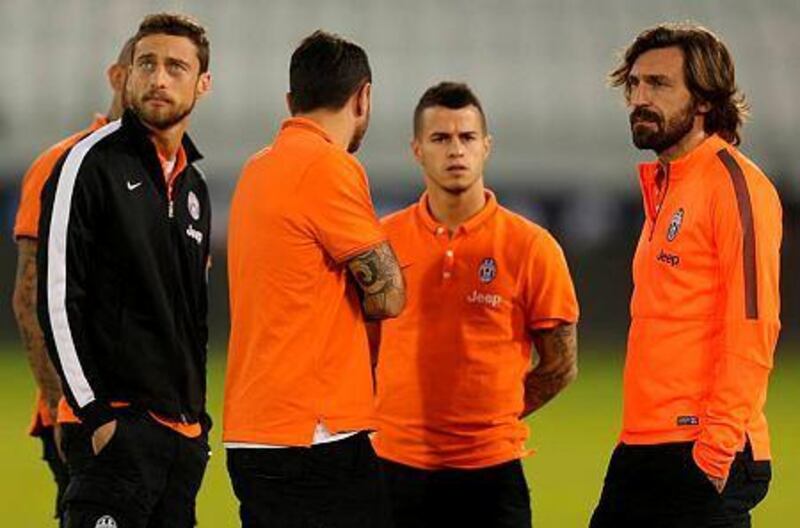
[{"x1": 621, "y1": 134, "x2": 782, "y2": 479}]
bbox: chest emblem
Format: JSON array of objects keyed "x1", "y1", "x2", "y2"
[
  {"x1": 187, "y1": 191, "x2": 201, "y2": 221},
  {"x1": 478, "y1": 257, "x2": 497, "y2": 284},
  {"x1": 666, "y1": 208, "x2": 684, "y2": 242}
]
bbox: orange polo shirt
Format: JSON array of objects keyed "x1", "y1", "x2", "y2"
[
  {"x1": 224, "y1": 117, "x2": 386, "y2": 445},
  {"x1": 372, "y1": 191, "x2": 579, "y2": 469},
  {"x1": 622, "y1": 135, "x2": 782, "y2": 479},
  {"x1": 14, "y1": 115, "x2": 107, "y2": 436}
]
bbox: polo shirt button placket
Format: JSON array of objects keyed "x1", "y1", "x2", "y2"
[{"x1": 443, "y1": 248, "x2": 455, "y2": 280}]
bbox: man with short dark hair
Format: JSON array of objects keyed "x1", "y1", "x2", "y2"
[
  {"x1": 372, "y1": 81, "x2": 579, "y2": 528},
  {"x1": 37, "y1": 12, "x2": 213, "y2": 528},
  {"x1": 590, "y1": 23, "x2": 781, "y2": 528},
  {"x1": 12, "y1": 37, "x2": 133, "y2": 527},
  {"x1": 224, "y1": 29, "x2": 405, "y2": 527}
]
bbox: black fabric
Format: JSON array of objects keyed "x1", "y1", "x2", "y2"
[
  {"x1": 37, "y1": 109, "x2": 211, "y2": 430},
  {"x1": 380, "y1": 457, "x2": 532, "y2": 528},
  {"x1": 41, "y1": 428, "x2": 70, "y2": 526},
  {"x1": 226, "y1": 432, "x2": 392, "y2": 528},
  {"x1": 60, "y1": 409, "x2": 209, "y2": 528},
  {"x1": 590, "y1": 442, "x2": 770, "y2": 528}
]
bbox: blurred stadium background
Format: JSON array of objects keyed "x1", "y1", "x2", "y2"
[{"x1": 0, "y1": 0, "x2": 797, "y2": 526}]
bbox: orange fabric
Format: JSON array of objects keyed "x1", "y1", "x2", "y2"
[
  {"x1": 155, "y1": 143, "x2": 188, "y2": 199},
  {"x1": 224, "y1": 117, "x2": 386, "y2": 445},
  {"x1": 14, "y1": 116, "x2": 108, "y2": 241},
  {"x1": 16, "y1": 116, "x2": 108, "y2": 437},
  {"x1": 372, "y1": 191, "x2": 579, "y2": 469},
  {"x1": 57, "y1": 398, "x2": 201, "y2": 438},
  {"x1": 622, "y1": 135, "x2": 781, "y2": 479}
]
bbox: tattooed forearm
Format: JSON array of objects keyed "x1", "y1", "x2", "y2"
[
  {"x1": 521, "y1": 323, "x2": 578, "y2": 418},
  {"x1": 12, "y1": 239, "x2": 62, "y2": 419},
  {"x1": 347, "y1": 242, "x2": 406, "y2": 320}
]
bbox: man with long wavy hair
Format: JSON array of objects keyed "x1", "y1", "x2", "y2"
[{"x1": 590, "y1": 23, "x2": 781, "y2": 528}]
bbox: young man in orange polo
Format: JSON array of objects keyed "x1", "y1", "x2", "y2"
[
  {"x1": 224, "y1": 30, "x2": 405, "y2": 527},
  {"x1": 12, "y1": 36, "x2": 132, "y2": 526},
  {"x1": 590, "y1": 23, "x2": 781, "y2": 528},
  {"x1": 372, "y1": 82, "x2": 579, "y2": 528}
]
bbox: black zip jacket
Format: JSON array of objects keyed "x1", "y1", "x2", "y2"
[{"x1": 37, "y1": 110, "x2": 211, "y2": 433}]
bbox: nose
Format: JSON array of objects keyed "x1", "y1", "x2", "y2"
[
  {"x1": 629, "y1": 83, "x2": 650, "y2": 107},
  {"x1": 149, "y1": 64, "x2": 169, "y2": 88},
  {"x1": 448, "y1": 138, "x2": 465, "y2": 157}
]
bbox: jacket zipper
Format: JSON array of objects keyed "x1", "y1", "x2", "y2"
[{"x1": 648, "y1": 164, "x2": 670, "y2": 241}]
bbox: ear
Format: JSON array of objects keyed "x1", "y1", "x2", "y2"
[
  {"x1": 285, "y1": 92, "x2": 294, "y2": 114},
  {"x1": 696, "y1": 100, "x2": 712, "y2": 114},
  {"x1": 411, "y1": 136, "x2": 423, "y2": 164},
  {"x1": 195, "y1": 72, "x2": 212, "y2": 100},
  {"x1": 106, "y1": 64, "x2": 126, "y2": 93},
  {"x1": 483, "y1": 133, "x2": 493, "y2": 161},
  {"x1": 355, "y1": 82, "x2": 371, "y2": 118}
]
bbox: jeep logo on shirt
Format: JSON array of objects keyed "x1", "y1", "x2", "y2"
[
  {"x1": 466, "y1": 290, "x2": 503, "y2": 308},
  {"x1": 666, "y1": 208, "x2": 684, "y2": 242}
]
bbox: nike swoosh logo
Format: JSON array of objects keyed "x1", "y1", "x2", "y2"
[{"x1": 127, "y1": 181, "x2": 142, "y2": 191}]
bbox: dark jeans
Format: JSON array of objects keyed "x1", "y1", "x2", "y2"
[
  {"x1": 380, "y1": 457, "x2": 532, "y2": 528},
  {"x1": 61, "y1": 409, "x2": 209, "y2": 528},
  {"x1": 227, "y1": 432, "x2": 392, "y2": 528},
  {"x1": 590, "y1": 442, "x2": 771, "y2": 528},
  {"x1": 40, "y1": 427, "x2": 70, "y2": 526}
]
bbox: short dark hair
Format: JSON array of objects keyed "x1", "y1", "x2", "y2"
[
  {"x1": 288, "y1": 30, "x2": 372, "y2": 114},
  {"x1": 413, "y1": 82, "x2": 487, "y2": 137},
  {"x1": 133, "y1": 12, "x2": 210, "y2": 73},
  {"x1": 610, "y1": 22, "x2": 747, "y2": 146},
  {"x1": 115, "y1": 36, "x2": 136, "y2": 67}
]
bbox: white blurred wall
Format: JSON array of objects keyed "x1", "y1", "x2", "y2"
[{"x1": 1, "y1": 0, "x2": 798, "y2": 191}]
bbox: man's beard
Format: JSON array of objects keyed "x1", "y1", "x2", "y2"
[
  {"x1": 347, "y1": 113, "x2": 370, "y2": 153},
  {"x1": 131, "y1": 92, "x2": 195, "y2": 131},
  {"x1": 630, "y1": 101, "x2": 696, "y2": 154}
]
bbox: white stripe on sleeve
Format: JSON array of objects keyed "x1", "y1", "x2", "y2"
[{"x1": 46, "y1": 120, "x2": 121, "y2": 408}]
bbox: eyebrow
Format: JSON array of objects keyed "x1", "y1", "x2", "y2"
[{"x1": 135, "y1": 53, "x2": 191, "y2": 69}]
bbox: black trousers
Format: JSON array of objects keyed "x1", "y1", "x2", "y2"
[
  {"x1": 379, "y1": 457, "x2": 532, "y2": 528},
  {"x1": 40, "y1": 427, "x2": 70, "y2": 526},
  {"x1": 227, "y1": 432, "x2": 392, "y2": 528},
  {"x1": 61, "y1": 409, "x2": 209, "y2": 528},
  {"x1": 590, "y1": 442, "x2": 771, "y2": 528}
]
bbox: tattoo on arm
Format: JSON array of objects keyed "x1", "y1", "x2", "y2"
[
  {"x1": 347, "y1": 242, "x2": 406, "y2": 320},
  {"x1": 521, "y1": 323, "x2": 578, "y2": 418},
  {"x1": 12, "y1": 239, "x2": 62, "y2": 419}
]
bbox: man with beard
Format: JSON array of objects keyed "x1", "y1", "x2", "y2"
[
  {"x1": 37, "y1": 13, "x2": 212, "y2": 528},
  {"x1": 224, "y1": 30, "x2": 405, "y2": 527},
  {"x1": 590, "y1": 23, "x2": 781, "y2": 528},
  {"x1": 371, "y1": 82, "x2": 579, "y2": 528},
  {"x1": 12, "y1": 36, "x2": 133, "y2": 527}
]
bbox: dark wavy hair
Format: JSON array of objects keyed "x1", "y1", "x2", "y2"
[
  {"x1": 134, "y1": 13, "x2": 210, "y2": 73},
  {"x1": 609, "y1": 22, "x2": 748, "y2": 145}
]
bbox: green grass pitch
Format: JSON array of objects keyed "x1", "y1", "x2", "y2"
[{"x1": 0, "y1": 343, "x2": 797, "y2": 527}]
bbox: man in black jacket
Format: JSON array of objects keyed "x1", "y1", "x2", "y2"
[{"x1": 37, "y1": 12, "x2": 212, "y2": 528}]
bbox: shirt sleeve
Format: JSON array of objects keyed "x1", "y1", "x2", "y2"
[
  {"x1": 37, "y1": 149, "x2": 114, "y2": 433},
  {"x1": 520, "y1": 229, "x2": 580, "y2": 330},
  {"x1": 693, "y1": 162, "x2": 782, "y2": 479},
  {"x1": 304, "y1": 152, "x2": 386, "y2": 263},
  {"x1": 13, "y1": 146, "x2": 67, "y2": 240}
]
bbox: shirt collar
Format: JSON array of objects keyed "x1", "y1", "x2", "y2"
[
  {"x1": 121, "y1": 109, "x2": 203, "y2": 164},
  {"x1": 416, "y1": 189, "x2": 499, "y2": 235},
  {"x1": 638, "y1": 134, "x2": 729, "y2": 185},
  {"x1": 280, "y1": 117, "x2": 335, "y2": 145}
]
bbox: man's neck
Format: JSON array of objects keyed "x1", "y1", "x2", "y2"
[
  {"x1": 145, "y1": 120, "x2": 189, "y2": 160},
  {"x1": 657, "y1": 124, "x2": 708, "y2": 165},
  {"x1": 426, "y1": 182, "x2": 487, "y2": 234},
  {"x1": 294, "y1": 110, "x2": 352, "y2": 151}
]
